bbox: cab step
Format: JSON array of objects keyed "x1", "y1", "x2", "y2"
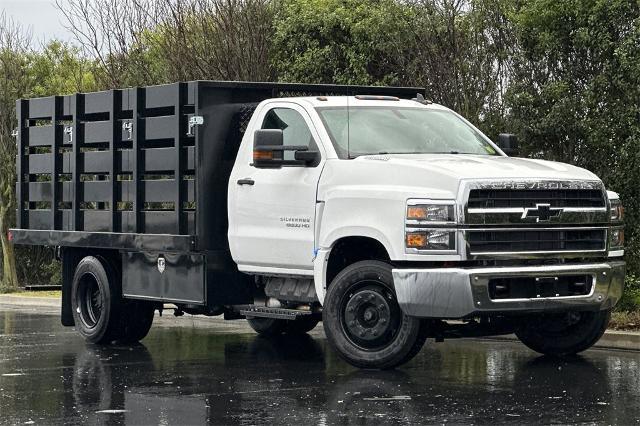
[{"x1": 237, "y1": 305, "x2": 312, "y2": 320}]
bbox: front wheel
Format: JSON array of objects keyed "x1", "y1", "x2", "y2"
[
  {"x1": 322, "y1": 260, "x2": 427, "y2": 369},
  {"x1": 515, "y1": 310, "x2": 611, "y2": 356}
]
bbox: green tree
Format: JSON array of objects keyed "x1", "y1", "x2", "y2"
[
  {"x1": 61, "y1": 0, "x2": 276, "y2": 88},
  {"x1": 0, "y1": 30, "x2": 97, "y2": 292},
  {"x1": 0, "y1": 15, "x2": 31, "y2": 292},
  {"x1": 272, "y1": 0, "x2": 416, "y2": 85},
  {"x1": 406, "y1": 0, "x2": 515, "y2": 137},
  {"x1": 272, "y1": 0, "x2": 515, "y2": 137},
  {"x1": 28, "y1": 40, "x2": 97, "y2": 96}
]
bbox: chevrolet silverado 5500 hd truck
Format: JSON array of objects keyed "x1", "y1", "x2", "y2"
[{"x1": 11, "y1": 81, "x2": 625, "y2": 369}]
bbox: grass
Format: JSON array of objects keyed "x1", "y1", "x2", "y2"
[{"x1": 610, "y1": 310, "x2": 640, "y2": 331}]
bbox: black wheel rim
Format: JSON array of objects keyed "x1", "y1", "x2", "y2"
[
  {"x1": 77, "y1": 273, "x2": 103, "y2": 329},
  {"x1": 339, "y1": 281, "x2": 402, "y2": 351}
]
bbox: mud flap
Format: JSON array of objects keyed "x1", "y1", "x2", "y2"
[{"x1": 61, "y1": 248, "x2": 77, "y2": 326}]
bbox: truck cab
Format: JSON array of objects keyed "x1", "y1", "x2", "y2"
[
  {"x1": 10, "y1": 82, "x2": 624, "y2": 369},
  {"x1": 229, "y1": 95, "x2": 624, "y2": 368}
]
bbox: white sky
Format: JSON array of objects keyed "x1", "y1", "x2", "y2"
[{"x1": 1, "y1": 0, "x2": 74, "y2": 45}]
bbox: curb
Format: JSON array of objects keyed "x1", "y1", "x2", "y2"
[{"x1": 1, "y1": 294, "x2": 638, "y2": 351}]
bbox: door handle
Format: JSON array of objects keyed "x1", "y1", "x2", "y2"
[{"x1": 237, "y1": 178, "x2": 255, "y2": 186}]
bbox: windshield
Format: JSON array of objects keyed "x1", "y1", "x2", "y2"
[{"x1": 316, "y1": 106, "x2": 498, "y2": 158}]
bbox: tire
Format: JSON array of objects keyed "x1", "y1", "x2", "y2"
[
  {"x1": 515, "y1": 309, "x2": 611, "y2": 356},
  {"x1": 284, "y1": 315, "x2": 320, "y2": 334},
  {"x1": 118, "y1": 300, "x2": 155, "y2": 343},
  {"x1": 71, "y1": 256, "x2": 123, "y2": 344},
  {"x1": 247, "y1": 317, "x2": 287, "y2": 335},
  {"x1": 322, "y1": 260, "x2": 427, "y2": 369}
]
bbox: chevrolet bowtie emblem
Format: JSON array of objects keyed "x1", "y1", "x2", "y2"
[{"x1": 522, "y1": 203, "x2": 562, "y2": 222}]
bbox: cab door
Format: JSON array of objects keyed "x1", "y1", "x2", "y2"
[{"x1": 229, "y1": 102, "x2": 325, "y2": 272}]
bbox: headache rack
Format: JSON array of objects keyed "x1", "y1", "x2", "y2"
[{"x1": 11, "y1": 80, "x2": 424, "y2": 252}]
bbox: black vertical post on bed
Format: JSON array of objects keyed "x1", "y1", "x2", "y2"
[
  {"x1": 16, "y1": 99, "x2": 28, "y2": 229},
  {"x1": 174, "y1": 83, "x2": 185, "y2": 235},
  {"x1": 51, "y1": 96, "x2": 61, "y2": 230},
  {"x1": 131, "y1": 87, "x2": 144, "y2": 234},
  {"x1": 71, "y1": 94, "x2": 83, "y2": 231},
  {"x1": 109, "y1": 90, "x2": 119, "y2": 232}
]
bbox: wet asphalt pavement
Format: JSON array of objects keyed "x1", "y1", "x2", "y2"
[{"x1": 0, "y1": 305, "x2": 639, "y2": 425}]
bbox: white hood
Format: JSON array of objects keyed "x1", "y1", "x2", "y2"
[
  {"x1": 360, "y1": 154, "x2": 599, "y2": 181},
  {"x1": 319, "y1": 154, "x2": 602, "y2": 201}
]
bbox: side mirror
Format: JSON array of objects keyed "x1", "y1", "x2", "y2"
[
  {"x1": 497, "y1": 133, "x2": 519, "y2": 156},
  {"x1": 253, "y1": 129, "x2": 320, "y2": 168},
  {"x1": 294, "y1": 149, "x2": 320, "y2": 166},
  {"x1": 253, "y1": 129, "x2": 284, "y2": 168}
]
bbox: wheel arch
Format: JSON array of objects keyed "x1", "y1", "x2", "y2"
[{"x1": 314, "y1": 235, "x2": 391, "y2": 305}]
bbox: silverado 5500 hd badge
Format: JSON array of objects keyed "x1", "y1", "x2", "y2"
[{"x1": 280, "y1": 216, "x2": 311, "y2": 228}]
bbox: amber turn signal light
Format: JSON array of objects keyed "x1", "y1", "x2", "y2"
[
  {"x1": 407, "y1": 206, "x2": 427, "y2": 220},
  {"x1": 253, "y1": 150, "x2": 273, "y2": 161},
  {"x1": 406, "y1": 232, "x2": 427, "y2": 248}
]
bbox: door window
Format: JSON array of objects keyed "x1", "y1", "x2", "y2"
[{"x1": 261, "y1": 108, "x2": 316, "y2": 161}]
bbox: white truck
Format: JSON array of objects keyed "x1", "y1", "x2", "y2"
[{"x1": 11, "y1": 81, "x2": 625, "y2": 369}]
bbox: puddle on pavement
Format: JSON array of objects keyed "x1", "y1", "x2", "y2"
[{"x1": 1, "y1": 309, "x2": 639, "y2": 425}]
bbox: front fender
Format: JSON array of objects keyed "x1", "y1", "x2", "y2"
[
  {"x1": 313, "y1": 193, "x2": 404, "y2": 304},
  {"x1": 313, "y1": 226, "x2": 396, "y2": 305}
]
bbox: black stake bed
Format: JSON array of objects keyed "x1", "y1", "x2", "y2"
[{"x1": 11, "y1": 81, "x2": 424, "y2": 309}]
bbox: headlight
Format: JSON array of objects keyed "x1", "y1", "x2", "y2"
[
  {"x1": 406, "y1": 203, "x2": 455, "y2": 223},
  {"x1": 610, "y1": 198, "x2": 624, "y2": 222},
  {"x1": 405, "y1": 200, "x2": 457, "y2": 253},
  {"x1": 406, "y1": 230, "x2": 456, "y2": 251}
]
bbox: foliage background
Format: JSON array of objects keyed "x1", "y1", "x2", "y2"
[{"x1": 0, "y1": 0, "x2": 638, "y2": 311}]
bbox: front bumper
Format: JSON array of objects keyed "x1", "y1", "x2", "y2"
[{"x1": 392, "y1": 261, "x2": 625, "y2": 318}]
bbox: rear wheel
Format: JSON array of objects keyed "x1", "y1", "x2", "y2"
[
  {"x1": 71, "y1": 256, "x2": 155, "y2": 344},
  {"x1": 119, "y1": 300, "x2": 155, "y2": 343},
  {"x1": 322, "y1": 260, "x2": 427, "y2": 369},
  {"x1": 247, "y1": 316, "x2": 320, "y2": 335},
  {"x1": 71, "y1": 256, "x2": 122, "y2": 344},
  {"x1": 515, "y1": 310, "x2": 611, "y2": 356},
  {"x1": 247, "y1": 317, "x2": 287, "y2": 335},
  {"x1": 284, "y1": 315, "x2": 320, "y2": 334}
]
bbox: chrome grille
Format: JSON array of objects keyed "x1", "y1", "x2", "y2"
[
  {"x1": 467, "y1": 228, "x2": 607, "y2": 254},
  {"x1": 468, "y1": 188, "x2": 605, "y2": 209},
  {"x1": 463, "y1": 180, "x2": 608, "y2": 226},
  {"x1": 462, "y1": 180, "x2": 609, "y2": 258}
]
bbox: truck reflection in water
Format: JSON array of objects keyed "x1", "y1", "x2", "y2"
[
  {"x1": 1, "y1": 309, "x2": 638, "y2": 425},
  {"x1": 60, "y1": 331, "x2": 633, "y2": 425}
]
